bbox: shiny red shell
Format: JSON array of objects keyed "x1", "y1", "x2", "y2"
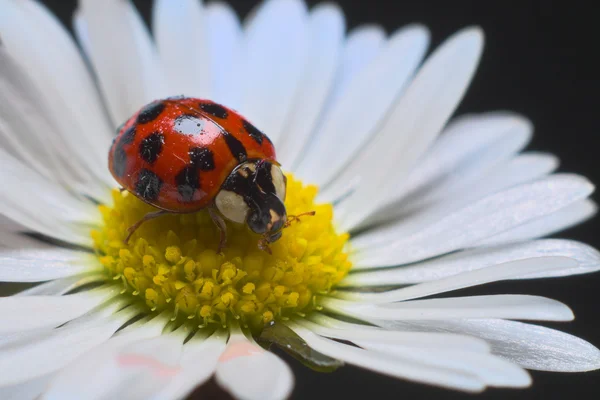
[{"x1": 108, "y1": 97, "x2": 277, "y2": 212}]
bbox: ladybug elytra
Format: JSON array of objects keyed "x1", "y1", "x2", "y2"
[{"x1": 108, "y1": 97, "x2": 294, "y2": 253}]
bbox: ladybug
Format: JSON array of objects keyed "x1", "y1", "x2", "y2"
[{"x1": 108, "y1": 97, "x2": 294, "y2": 253}]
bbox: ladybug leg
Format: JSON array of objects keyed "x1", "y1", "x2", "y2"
[
  {"x1": 124, "y1": 210, "x2": 169, "y2": 244},
  {"x1": 257, "y1": 236, "x2": 272, "y2": 255},
  {"x1": 208, "y1": 207, "x2": 227, "y2": 253}
]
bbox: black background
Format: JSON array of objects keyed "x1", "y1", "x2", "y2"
[{"x1": 38, "y1": 0, "x2": 600, "y2": 399}]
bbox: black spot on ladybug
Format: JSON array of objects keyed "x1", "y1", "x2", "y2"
[
  {"x1": 242, "y1": 120, "x2": 264, "y2": 145},
  {"x1": 189, "y1": 147, "x2": 215, "y2": 171},
  {"x1": 137, "y1": 101, "x2": 166, "y2": 124},
  {"x1": 174, "y1": 114, "x2": 205, "y2": 136},
  {"x1": 199, "y1": 102, "x2": 229, "y2": 119},
  {"x1": 175, "y1": 165, "x2": 200, "y2": 202},
  {"x1": 113, "y1": 149, "x2": 128, "y2": 178},
  {"x1": 223, "y1": 132, "x2": 247, "y2": 163},
  {"x1": 112, "y1": 126, "x2": 136, "y2": 178},
  {"x1": 139, "y1": 132, "x2": 164, "y2": 164},
  {"x1": 135, "y1": 169, "x2": 163, "y2": 202},
  {"x1": 121, "y1": 126, "x2": 137, "y2": 144}
]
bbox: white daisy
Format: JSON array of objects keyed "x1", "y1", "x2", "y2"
[{"x1": 1, "y1": 0, "x2": 599, "y2": 399}]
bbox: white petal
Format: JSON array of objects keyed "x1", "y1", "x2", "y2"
[
  {"x1": 0, "y1": 54, "x2": 64, "y2": 183},
  {"x1": 360, "y1": 341, "x2": 530, "y2": 388},
  {"x1": 303, "y1": 315, "x2": 491, "y2": 352},
  {"x1": 205, "y1": 2, "x2": 243, "y2": 108},
  {"x1": 41, "y1": 314, "x2": 170, "y2": 400},
  {"x1": 0, "y1": 233, "x2": 78, "y2": 252},
  {"x1": 364, "y1": 151, "x2": 558, "y2": 233},
  {"x1": 352, "y1": 174, "x2": 594, "y2": 266},
  {"x1": 0, "y1": 301, "x2": 138, "y2": 386},
  {"x1": 0, "y1": 374, "x2": 52, "y2": 400},
  {"x1": 72, "y1": 8, "x2": 91, "y2": 58},
  {"x1": 0, "y1": 46, "x2": 111, "y2": 199},
  {"x1": 477, "y1": 199, "x2": 597, "y2": 246},
  {"x1": 15, "y1": 274, "x2": 105, "y2": 297},
  {"x1": 434, "y1": 152, "x2": 559, "y2": 213},
  {"x1": 372, "y1": 319, "x2": 600, "y2": 372},
  {"x1": 0, "y1": 286, "x2": 119, "y2": 335},
  {"x1": 385, "y1": 112, "x2": 533, "y2": 207},
  {"x1": 369, "y1": 114, "x2": 536, "y2": 224},
  {"x1": 20, "y1": 0, "x2": 114, "y2": 175},
  {"x1": 0, "y1": 149, "x2": 100, "y2": 223},
  {"x1": 77, "y1": 0, "x2": 168, "y2": 125},
  {"x1": 287, "y1": 322, "x2": 485, "y2": 392},
  {"x1": 16, "y1": 0, "x2": 113, "y2": 139},
  {"x1": 299, "y1": 317, "x2": 529, "y2": 387},
  {"x1": 150, "y1": 330, "x2": 227, "y2": 400},
  {"x1": 345, "y1": 239, "x2": 600, "y2": 286},
  {"x1": 95, "y1": 330, "x2": 187, "y2": 400},
  {"x1": 401, "y1": 148, "x2": 554, "y2": 219},
  {"x1": 296, "y1": 24, "x2": 430, "y2": 185},
  {"x1": 0, "y1": 199, "x2": 91, "y2": 248},
  {"x1": 216, "y1": 333, "x2": 293, "y2": 400},
  {"x1": 0, "y1": 215, "x2": 23, "y2": 234},
  {"x1": 0, "y1": 0, "x2": 114, "y2": 189},
  {"x1": 0, "y1": 229, "x2": 55, "y2": 249},
  {"x1": 327, "y1": 25, "x2": 386, "y2": 105},
  {"x1": 0, "y1": 246, "x2": 99, "y2": 283},
  {"x1": 239, "y1": 0, "x2": 309, "y2": 143},
  {"x1": 322, "y1": 295, "x2": 574, "y2": 321},
  {"x1": 336, "y1": 256, "x2": 577, "y2": 303},
  {"x1": 0, "y1": 151, "x2": 98, "y2": 247},
  {"x1": 277, "y1": 3, "x2": 345, "y2": 167},
  {"x1": 153, "y1": 0, "x2": 211, "y2": 98},
  {"x1": 328, "y1": 27, "x2": 484, "y2": 231}
]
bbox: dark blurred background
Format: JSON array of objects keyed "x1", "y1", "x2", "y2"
[{"x1": 39, "y1": 0, "x2": 600, "y2": 399}]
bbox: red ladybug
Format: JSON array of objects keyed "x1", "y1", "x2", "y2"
[{"x1": 108, "y1": 97, "x2": 289, "y2": 252}]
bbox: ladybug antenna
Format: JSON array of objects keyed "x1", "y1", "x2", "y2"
[
  {"x1": 256, "y1": 211, "x2": 316, "y2": 254},
  {"x1": 284, "y1": 211, "x2": 316, "y2": 228}
]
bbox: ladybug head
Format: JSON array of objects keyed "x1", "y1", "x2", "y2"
[{"x1": 215, "y1": 160, "x2": 287, "y2": 245}]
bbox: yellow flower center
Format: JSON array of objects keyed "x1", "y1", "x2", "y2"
[{"x1": 91, "y1": 174, "x2": 351, "y2": 333}]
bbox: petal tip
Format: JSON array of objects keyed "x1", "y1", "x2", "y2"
[
  {"x1": 348, "y1": 24, "x2": 386, "y2": 40},
  {"x1": 451, "y1": 26, "x2": 485, "y2": 58},
  {"x1": 310, "y1": 2, "x2": 346, "y2": 32},
  {"x1": 312, "y1": 1, "x2": 342, "y2": 16},
  {"x1": 398, "y1": 23, "x2": 431, "y2": 45}
]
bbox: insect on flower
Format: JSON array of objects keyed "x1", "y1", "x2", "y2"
[
  {"x1": 109, "y1": 97, "x2": 313, "y2": 253},
  {"x1": 1, "y1": 0, "x2": 599, "y2": 399}
]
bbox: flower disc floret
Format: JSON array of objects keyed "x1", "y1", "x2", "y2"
[{"x1": 92, "y1": 174, "x2": 351, "y2": 332}]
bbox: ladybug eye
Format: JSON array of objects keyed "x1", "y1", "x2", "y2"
[{"x1": 270, "y1": 165, "x2": 286, "y2": 201}]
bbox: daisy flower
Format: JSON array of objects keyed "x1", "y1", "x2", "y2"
[{"x1": 1, "y1": 0, "x2": 599, "y2": 399}]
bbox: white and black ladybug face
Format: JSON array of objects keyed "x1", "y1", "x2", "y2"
[{"x1": 215, "y1": 161, "x2": 287, "y2": 241}]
